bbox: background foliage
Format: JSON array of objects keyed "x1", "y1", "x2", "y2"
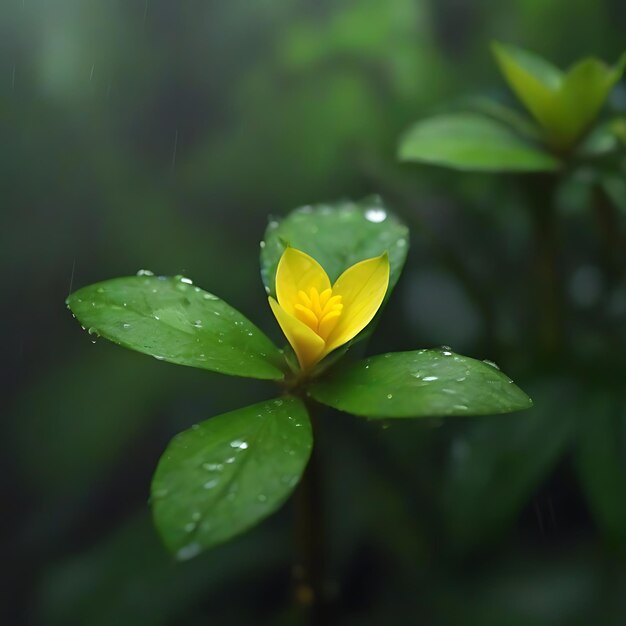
[{"x1": 3, "y1": 0, "x2": 626, "y2": 624}]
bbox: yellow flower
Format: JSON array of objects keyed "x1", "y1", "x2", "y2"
[{"x1": 269, "y1": 248, "x2": 390, "y2": 372}]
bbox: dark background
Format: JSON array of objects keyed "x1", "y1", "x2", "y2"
[{"x1": 3, "y1": 0, "x2": 626, "y2": 624}]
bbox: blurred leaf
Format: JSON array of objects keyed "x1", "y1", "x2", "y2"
[
  {"x1": 35, "y1": 511, "x2": 290, "y2": 626},
  {"x1": 260, "y1": 197, "x2": 409, "y2": 300},
  {"x1": 575, "y1": 391, "x2": 626, "y2": 549},
  {"x1": 576, "y1": 119, "x2": 625, "y2": 157},
  {"x1": 492, "y1": 41, "x2": 626, "y2": 149},
  {"x1": 67, "y1": 275, "x2": 285, "y2": 380},
  {"x1": 12, "y1": 349, "x2": 172, "y2": 496},
  {"x1": 432, "y1": 545, "x2": 602, "y2": 626},
  {"x1": 602, "y1": 174, "x2": 626, "y2": 213},
  {"x1": 151, "y1": 397, "x2": 312, "y2": 558},
  {"x1": 398, "y1": 113, "x2": 560, "y2": 172},
  {"x1": 465, "y1": 95, "x2": 543, "y2": 140},
  {"x1": 309, "y1": 349, "x2": 532, "y2": 418},
  {"x1": 441, "y1": 380, "x2": 574, "y2": 548}
]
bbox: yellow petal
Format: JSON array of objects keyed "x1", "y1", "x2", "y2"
[
  {"x1": 275, "y1": 248, "x2": 331, "y2": 317},
  {"x1": 323, "y1": 253, "x2": 389, "y2": 355},
  {"x1": 269, "y1": 297, "x2": 325, "y2": 371}
]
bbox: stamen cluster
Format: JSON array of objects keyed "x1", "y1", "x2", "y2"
[{"x1": 293, "y1": 288, "x2": 343, "y2": 340}]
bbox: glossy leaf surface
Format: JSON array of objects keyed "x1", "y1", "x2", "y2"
[
  {"x1": 309, "y1": 349, "x2": 533, "y2": 418},
  {"x1": 260, "y1": 197, "x2": 408, "y2": 300},
  {"x1": 398, "y1": 113, "x2": 560, "y2": 172},
  {"x1": 67, "y1": 275, "x2": 285, "y2": 380},
  {"x1": 151, "y1": 397, "x2": 312, "y2": 558}
]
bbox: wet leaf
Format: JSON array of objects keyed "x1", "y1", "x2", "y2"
[
  {"x1": 398, "y1": 113, "x2": 560, "y2": 172},
  {"x1": 151, "y1": 397, "x2": 312, "y2": 558},
  {"x1": 67, "y1": 275, "x2": 285, "y2": 380},
  {"x1": 309, "y1": 349, "x2": 532, "y2": 418},
  {"x1": 260, "y1": 196, "x2": 409, "y2": 301}
]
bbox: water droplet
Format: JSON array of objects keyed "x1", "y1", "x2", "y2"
[
  {"x1": 386, "y1": 393, "x2": 393, "y2": 400},
  {"x1": 259, "y1": 241, "x2": 266, "y2": 248},
  {"x1": 96, "y1": 287, "x2": 105, "y2": 294},
  {"x1": 203, "y1": 293, "x2": 218, "y2": 300},
  {"x1": 482, "y1": 359, "x2": 500, "y2": 370},
  {"x1": 180, "y1": 277, "x2": 193, "y2": 285},
  {"x1": 193, "y1": 320, "x2": 203, "y2": 328},
  {"x1": 230, "y1": 440, "x2": 248, "y2": 450},
  {"x1": 247, "y1": 331, "x2": 253, "y2": 336},
  {"x1": 87, "y1": 327, "x2": 98, "y2": 336},
  {"x1": 214, "y1": 311, "x2": 221, "y2": 316},
  {"x1": 442, "y1": 388, "x2": 455, "y2": 395},
  {"x1": 453, "y1": 404, "x2": 469, "y2": 411},
  {"x1": 176, "y1": 542, "x2": 201, "y2": 561},
  {"x1": 136, "y1": 269, "x2": 154, "y2": 276},
  {"x1": 202, "y1": 462, "x2": 223, "y2": 471},
  {"x1": 203, "y1": 479, "x2": 219, "y2": 489},
  {"x1": 122, "y1": 323, "x2": 130, "y2": 329},
  {"x1": 153, "y1": 355, "x2": 165, "y2": 361},
  {"x1": 273, "y1": 399, "x2": 284, "y2": 407},
  {"x1": 364, "y1": 208, "x2": 387, "y2": 223},
  {"x1": 224, "y1": 456, "x2": 236, "y2": 464},
  {"x1": 397, "y1": 238, "x2": 407, "y2": 247},
  {"x1": 423, "y1": 376, "x2": 438, "y2": 382}
]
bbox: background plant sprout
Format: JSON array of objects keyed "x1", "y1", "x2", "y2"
[
  {"x1": 398, "y1": 42, "x2": 626, "y2": 356},
  {"x1": 66, "y1": 198, "x2": 531, "y2": 611}
]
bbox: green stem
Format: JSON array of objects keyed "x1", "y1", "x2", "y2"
[
  {"x1": 592, "y1": 184, "x2": 621, "y2": 284},
  {"x1": 527, "y1": 173, "x2": 562, "y2": 358},
  {"x1": 293, "y1": 406, "x2": 327, "y2": 625}
]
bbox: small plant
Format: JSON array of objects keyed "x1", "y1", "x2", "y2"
[
  {"x1": 66, "y1": 197, "x2": 532, "y2": 565},
  {"x1": 399, "y1": 42, "x2": 626, "y2": 171}
]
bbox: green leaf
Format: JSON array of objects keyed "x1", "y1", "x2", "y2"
[
  {"x1": 441, "y1": 379, "x2": 573, "y2": 549},
  {"x1": 66, "y1": 275, "x2": 285, "y2": 380},
  {"x1": 309, "y1": 349, "x2": 532, "y2": 418},
  {"x1": 465, "y1": 95, "x2": 543, "y2": 140},
  {"x1": 151, "y1": 397, "x2": 312, "y2": 559},
  {"x1": 492, "y1": 42, "x2": 626, "y2": 150},
  {"x1": 575, "y1": 391, "x2": 626, "y2": 549},
  {"x1": 603, "y1": 174, "x2": 626, "y2": 214},
  {"x1": 398, "y1": 113, "x2": 560, "y2": 172},
  {"x1": 260, "y1": 196, "x2": 409, "y2": 299},
  {"x1": 12, "y1": 350, "x2": 174, "y2": 497}
]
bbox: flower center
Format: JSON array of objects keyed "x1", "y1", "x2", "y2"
[{"x1": 293, "y1": 287, "x2": 343, "y2": 341}]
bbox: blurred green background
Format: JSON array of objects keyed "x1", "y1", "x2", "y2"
[{"x1": 3, "y1": 0, "x2": 626, "y2": 624}]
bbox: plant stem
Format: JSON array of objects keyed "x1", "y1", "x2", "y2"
[
  {"x1": 593, "y1": 184, "x2": 621, "y2": 284},
  {"x1": 292, "y1": 407, "x2": 327, "y2": 625},
  {"x1": 528, "y1": 173, "x2": 562, "y2": 358}
]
